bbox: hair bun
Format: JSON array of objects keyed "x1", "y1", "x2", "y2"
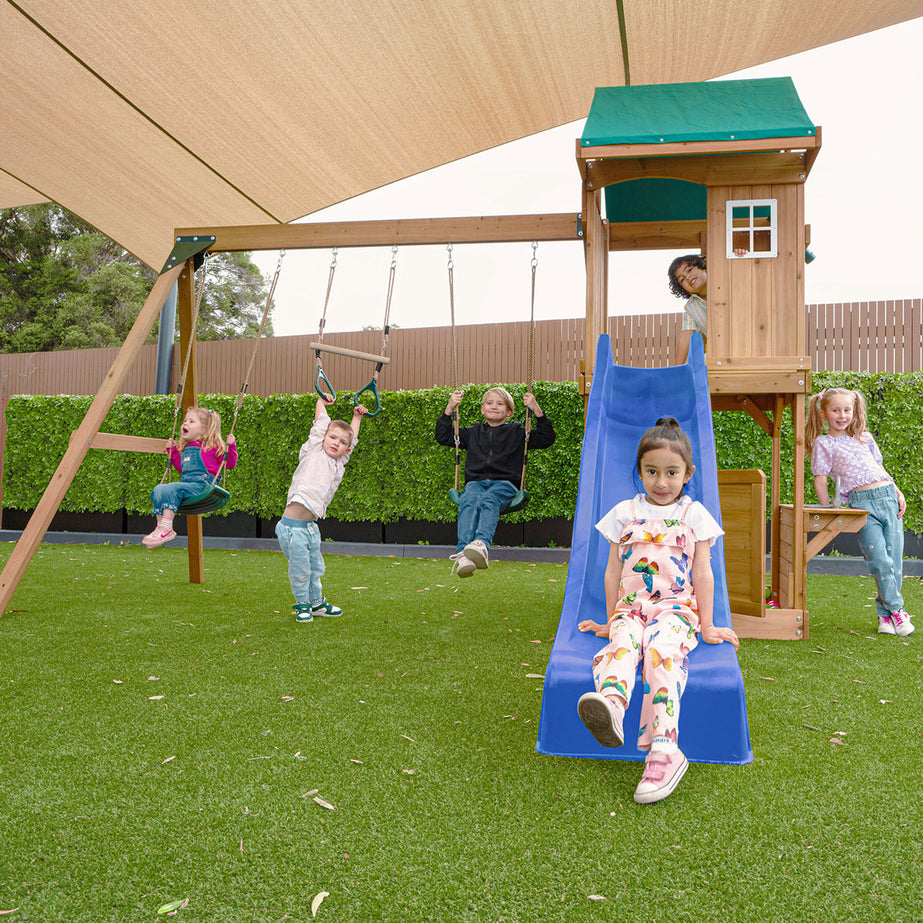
[{"x1": 654, "y1": 416, "x2": 680, "y2": 428}]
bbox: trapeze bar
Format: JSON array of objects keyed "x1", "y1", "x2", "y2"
[{"x1": 309, "y1": 342, "x2": 391, "y2": 364}]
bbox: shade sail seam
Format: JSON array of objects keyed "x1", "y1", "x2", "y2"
[
  {"x1": 0, "y1": 164, "x2": 52, "y2": 204},
  {"x1": 4, "y1": 0, "x2": 284, "y2": 226}
]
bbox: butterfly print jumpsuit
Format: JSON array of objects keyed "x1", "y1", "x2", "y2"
[{"x1": 592, "y1": 499, "x2": 701, "y2": 752}]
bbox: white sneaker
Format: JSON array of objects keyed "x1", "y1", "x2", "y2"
[
  {"x1": 463, "y1": 540, "x2": 489, "y2": 569},
  {"x1": 890, "y1": 609, "x2": 915, "y2": 636},
  {"x1": 878, "y1": 615, "x2": 896, "y2": 635},
  {"x1": 450, "y1": 552, "x2": 476, "y2": 578},
  {"x1": 577, "y1": 691, "x2": 624, "y2": 748}
]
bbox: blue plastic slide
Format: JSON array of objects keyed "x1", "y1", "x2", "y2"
[{"x1": 536, "y1": 334, "x2": 752, "y2": 765}]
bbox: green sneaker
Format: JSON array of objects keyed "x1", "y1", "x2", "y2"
[
  {"x1": 293, "y1": 603, "x2": 314, "y2": 622},
  {"x1": 311, "y1": 598, "x2": 343, "y2": 617}
]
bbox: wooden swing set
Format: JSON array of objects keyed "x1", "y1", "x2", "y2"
[{"x1": 0, "y1": 214, "x2": 582, "y2": 616}]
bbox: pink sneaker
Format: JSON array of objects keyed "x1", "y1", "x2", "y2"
[
  {"x1": 577, "y1": 691, "x2": 624, "y2": 748},
  {"x1": 890, "y1": 609, "x2": 915, "y2": 637},
  {"x1": 878, "y1": 615, "x2": 896, "y2": 635},
  {"x1": 634, "y1": 749, "x2": 688, "y2": 804},
  {"x1": 142, "y1": 528, "x2": 177, "y2": 549}
]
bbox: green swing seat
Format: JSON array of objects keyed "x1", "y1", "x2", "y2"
[
  {"x1": 177, "y1": 484, "x2": 231, "y2": 516},
  {"x1": 448, "y1": 487, "x2": 530, "y2": 515}
]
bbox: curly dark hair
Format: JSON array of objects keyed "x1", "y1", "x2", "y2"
[{"x1": 667, "y1": 254, "x2": 706, "y2": 299}]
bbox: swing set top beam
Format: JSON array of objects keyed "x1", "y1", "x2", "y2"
[{"x1": 175, "y1": 213, "x2": 583, "y2": 253}]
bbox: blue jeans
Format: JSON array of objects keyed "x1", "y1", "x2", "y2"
[
  {"x1": 151, "y1": 445, "x2": 210, "y2": 514},
  {"x1": 849, "y1": 484, "x2": 904, "y2": 619},
  {"x1": 456, "y1": 479, "x2": 518, "y2": 553},
  {"x1": 275, "y1": 517, "x2": 325, "y2": 606},
  {"x1": 150, "y1": 477, "x2": 210, "y2": 514}
]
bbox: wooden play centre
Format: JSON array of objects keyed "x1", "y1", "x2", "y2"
[
  {"x1": 0, "y1": 77, "x2": 860, "y2": 637},
  {"x1": 576, "y1": 76, "x2": 867, "y2": 638}
]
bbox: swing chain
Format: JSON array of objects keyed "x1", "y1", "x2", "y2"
[
  {"x1": 522, "y1": 241, "x2": 538, "y2": 491},
  {"x1": 314, "y1": 247, "x2": 338, "y2": 401},
  {"x1": 447, "y1": 243, "x2": 461, "y2": 492}
]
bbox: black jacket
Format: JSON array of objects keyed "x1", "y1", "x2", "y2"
[{"x1": 435, "y1": 413, "x2": 556, "y2": 486}]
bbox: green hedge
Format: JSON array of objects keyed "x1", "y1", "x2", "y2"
[
  {"x1": 1, "y1": 383, "x2": 584, "y2": 524},
  {"x1": 4, "y1": 372, "x2": 922, "y2": 532}
]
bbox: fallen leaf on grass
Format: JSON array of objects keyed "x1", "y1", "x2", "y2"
[
  {"x1": 803, "y1": 725, "x2": 821, "y2": 731},
  {"x1": 0, "y1": 910, "x2": 22, "y2": 916},
  {"x1": 403, "y1": 768, "x2": 417, "y2": 775},
  {"x1": 349, "y1": 759, "x2": 363, "y2": 764},
  {"x1": 311, "y1": 891, "x2": 330, "y2": 918},
  {"x1": 760, "y1": 676, "x2": 775, "y2": 681},
  {"x1": 588, "y1": 895, "x2": 606, "y2": 901},
  {"x1": 852, "y1": 679, "x2": 866, "y2": 684},
  {"x1": 113, "y1": 679, "x2": 124, "y2": 684},
  {"x1": 313, "y1": 796, "x2": 336, "y2": 810},
  {"x1": 149, "y1": 695, "x2": 165, "y2": 700},
  {"x1": 148, "y1": 676, "x2": 159, "y2": 681},
  {"x1": 302, "y1": 789, "x2": 319, "y2": 798},
  {"x1": 829, "y1": 737, "x2": 844, "y2": 745},
  {"x1": 157, "y1": 898, "x2": 189, "y2": 915},
  {"x1": 162, "y1": 756, "x2": 175, "y2": 764},
  {"x1": 350, "y1": 586, "x2": 369, "y2": 590},
  {"x1": 879, "y1": 699, "x2": 892, "y2": 704},
  {"x1": 529, "y1": 639, "x2": 542, "y2": 644},
  {"x1": 281, "y1": 696, "x2": 295, "y2": 702},
  {"x1": 525, "y1": 673, "x2": 544, "y2": 679}
]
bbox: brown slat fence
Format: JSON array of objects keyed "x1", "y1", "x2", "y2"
[{"x1": 2, "y1": 300, "x2": 919, "y2": 405}]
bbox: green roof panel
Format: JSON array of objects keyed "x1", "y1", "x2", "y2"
[
  {"x1": 581, "y1": 77, "x2": 815, "y2": 147},
  {"x1": 605, "y1": 178, "x2": 706, "y2": 223}
]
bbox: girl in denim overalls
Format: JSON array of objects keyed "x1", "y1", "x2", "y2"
[
  {"x1": 577, "y1": 417, "x2": 738, "y2": 804},
  {"x1": 807, "y1": 388, "x2": 914, "y2": 637},
  {"x1": 144, "y1": 407, "x2": 237, "y2": 548}
]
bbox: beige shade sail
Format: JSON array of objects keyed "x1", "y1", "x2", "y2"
[{"x1": 2, "y1": 0, "x2": 921, "y2": 269}]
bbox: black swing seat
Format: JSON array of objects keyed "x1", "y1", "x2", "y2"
[
  {"x1": 448, "y1": 487, "x2": 529, "y2": 515},
  {"x1": 177, "y1": 485, "x2": 231, "y2": 516}
]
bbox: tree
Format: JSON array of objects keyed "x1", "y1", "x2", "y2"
[{"x1": 0, "y1": 204, "x2": 272, "y2": 353}]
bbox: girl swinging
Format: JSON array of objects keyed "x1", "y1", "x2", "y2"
[{"x1": 143, "y1": 407, "x2": 237, "y2": 548}]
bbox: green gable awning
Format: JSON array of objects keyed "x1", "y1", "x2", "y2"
[
  {"x1": 581, "y1": 77, "x2": 816, "y2": 147},
  {"x1": 605, "y1": 178, "x2": 706, "y2": 223}
]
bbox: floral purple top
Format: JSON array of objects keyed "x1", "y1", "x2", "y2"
[{"x1": 811, "y1": 432, "x2": 891, "y2": 505}]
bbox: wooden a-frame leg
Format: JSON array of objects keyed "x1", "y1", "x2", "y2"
[
  {"x1": 174, "y1": 263, "x2": 205, "y2": 584},
  {"x1": 0, "y1": 264, "x2": 184, "y2": 616}
]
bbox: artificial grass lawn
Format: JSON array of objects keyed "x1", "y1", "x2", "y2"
[{"x1": 0, "y1": 544, "x2": 921, "y2": 923}]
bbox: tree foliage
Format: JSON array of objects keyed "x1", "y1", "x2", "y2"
[{"x1": 0, "y1": 204, "x2": 272, "y2": 353}]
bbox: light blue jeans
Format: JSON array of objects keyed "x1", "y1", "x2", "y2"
[
  {"x1": 151, "y1": 445, "x2": 210, "y2": 514},
  {"x1": 275, "y1": 516, "x2": 325, "y2": 607},
  {"x1": 849, "y1": 484, "x2": 904, "y2": 619},
  {"x1": 456, "y1": 479, "x2": 518, "y2": 553}
]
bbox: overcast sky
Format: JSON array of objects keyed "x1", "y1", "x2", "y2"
[{"x1": 254, "y1": 18, "x2": 923, "y2": 337}]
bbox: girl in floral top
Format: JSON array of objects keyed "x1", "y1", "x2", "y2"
[{"x1": 807, "y1": 387, "x2": 913, "y2": 636}]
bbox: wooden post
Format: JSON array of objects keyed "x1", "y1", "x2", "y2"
[
  {"x1": 791, "y1": 394, "x2": 807, "y2": 631},
  {"x1": 769, "y1": 395, "x2": 784, "y2": 606},
  {"x1": 582, "y1": 185, "x2": 608, "y2": 396},
  {"x1": 0, "y1": 264, "x2": 184, "y2": 616},
  {"x1": 176, "y1": 262, "x2": 205, "y2": 584}
]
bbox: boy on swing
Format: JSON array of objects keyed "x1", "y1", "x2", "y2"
[{"x1": 436, "y1": 386, "x2": 555, "y2": 577}]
